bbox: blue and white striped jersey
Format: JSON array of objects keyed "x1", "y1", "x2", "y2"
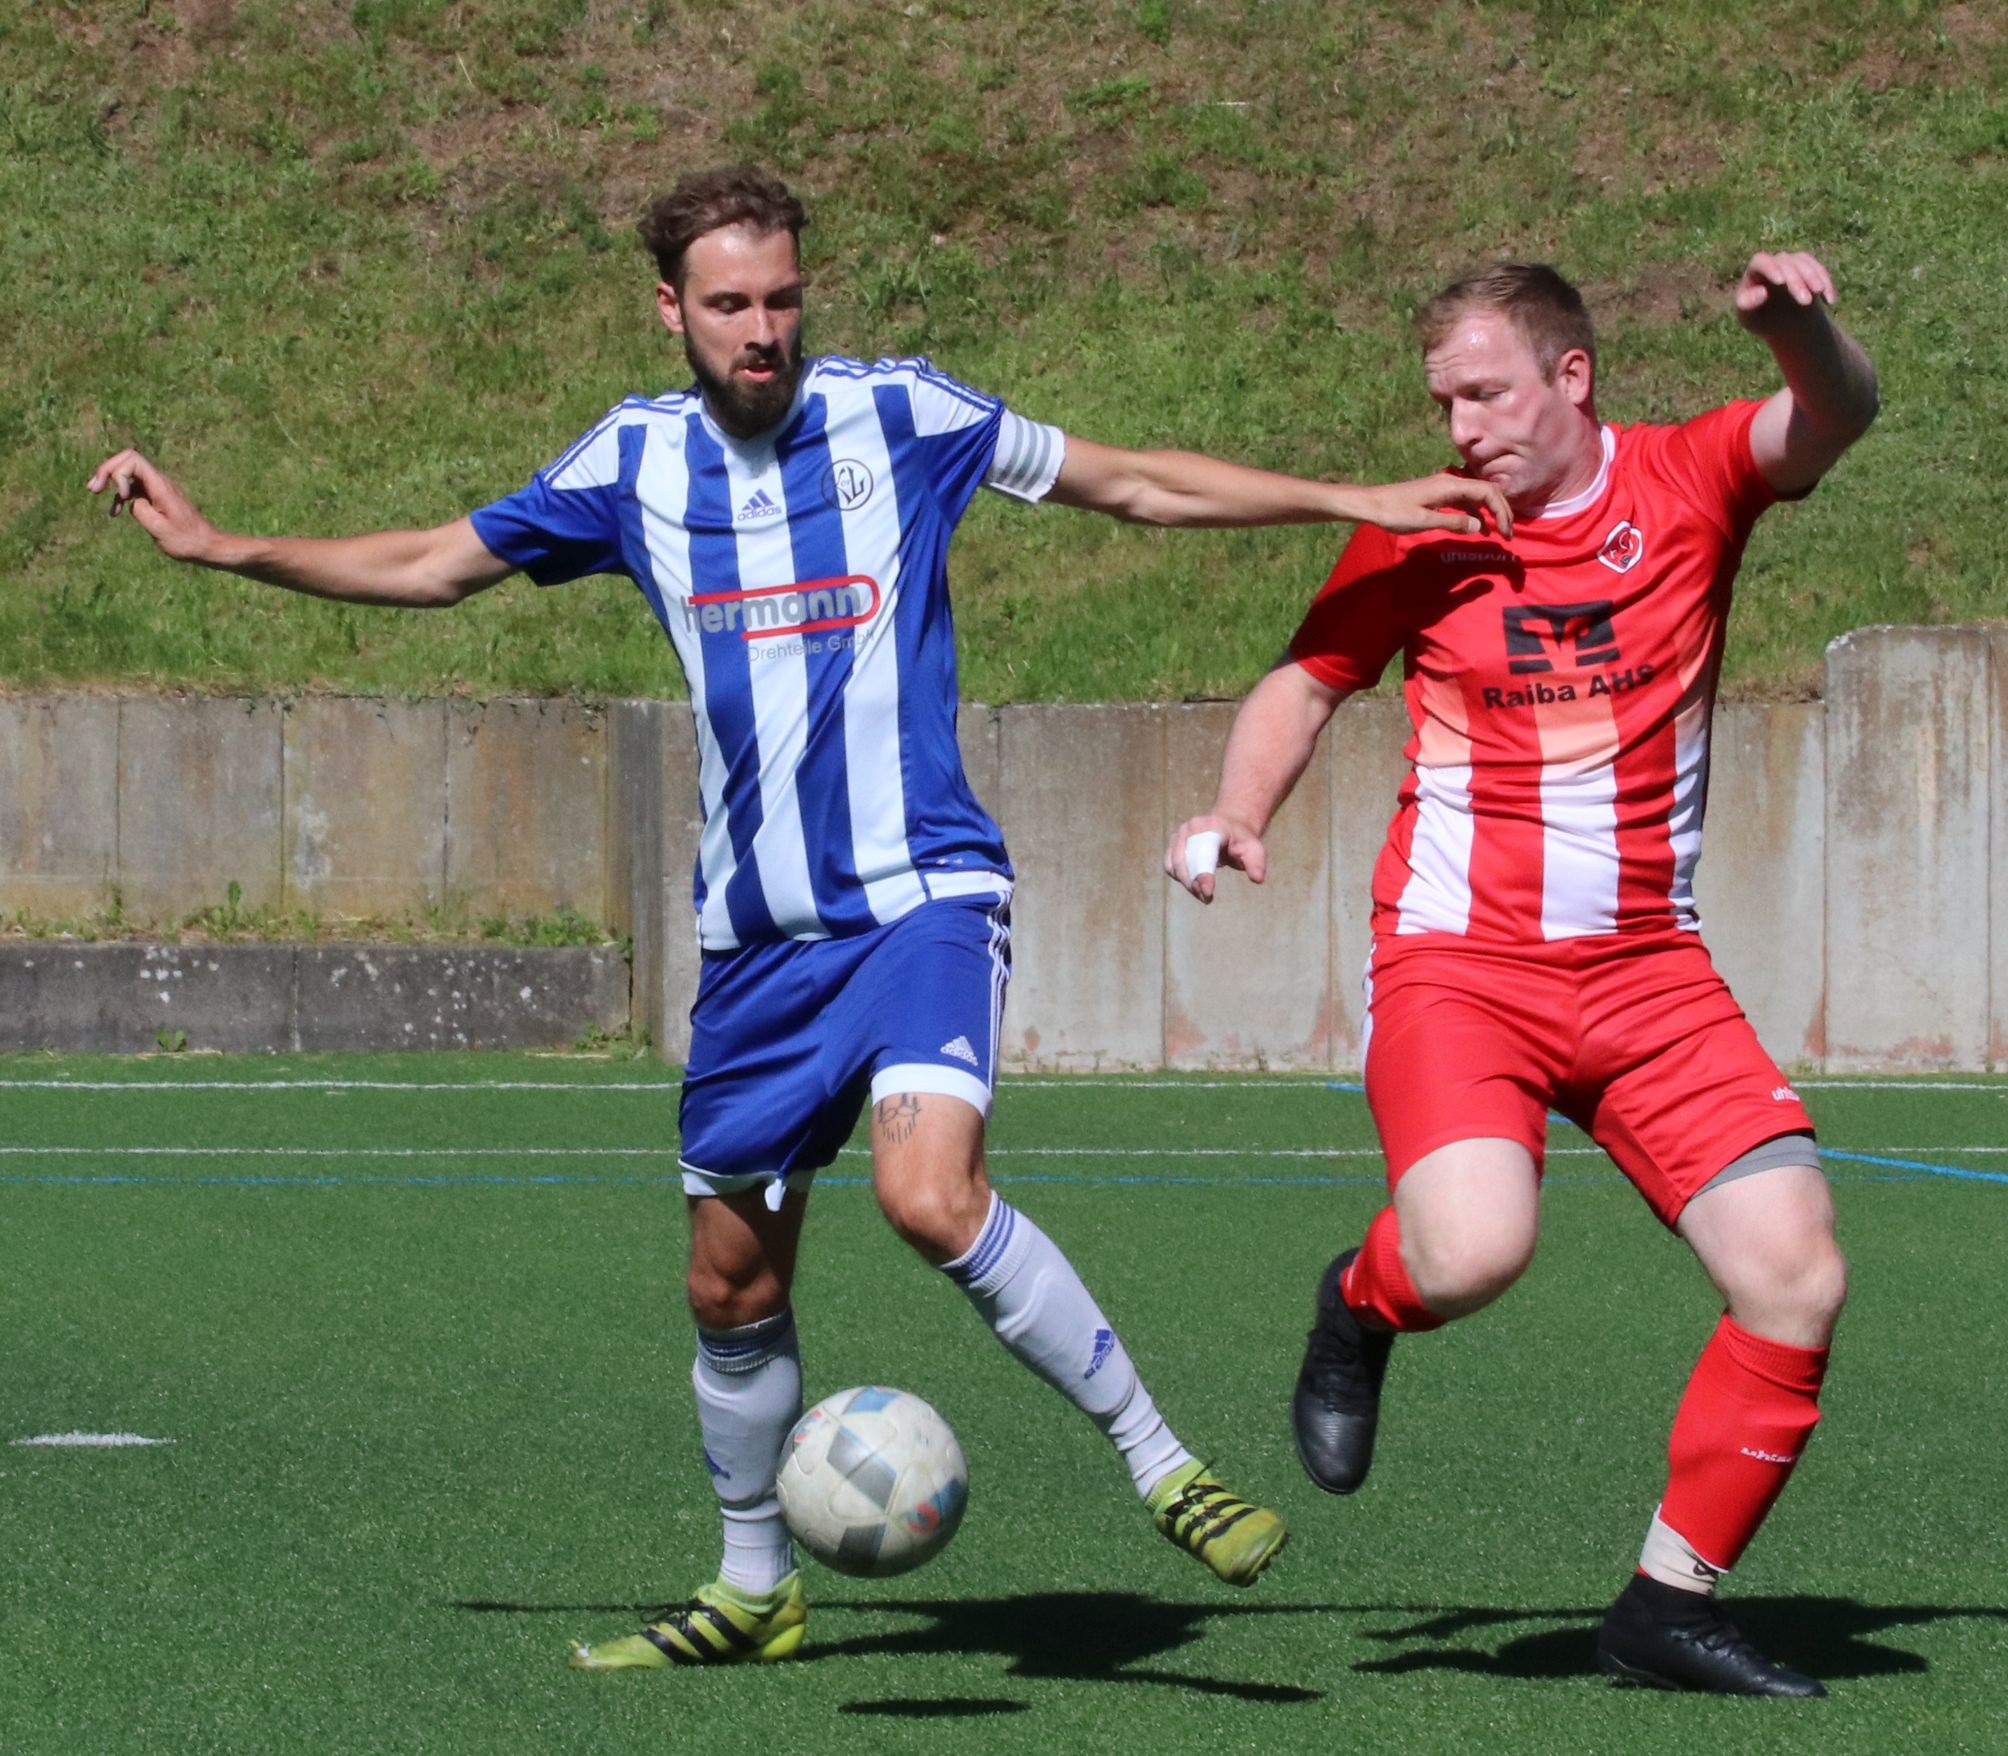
[{"x1": 471, "y1": 355, "x2": 1066, "y2": 951}]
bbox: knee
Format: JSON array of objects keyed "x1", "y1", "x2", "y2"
[
  {"x1": 1403, "y1": 1218, "x2": 1537, "y2": 1318},
  {"x1": 1780, "y1": 1239, "x2": 1850, "y2": 1338},
  {"x1": 875, "y1": 1176, "x2": 987, "y2": 1266},
  {"x1": 1722, "y1": 1236, "x2": 1849, "y2": 1347}
]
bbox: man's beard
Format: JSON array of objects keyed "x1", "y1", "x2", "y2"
[{"x1": 689, "y1": 332, "x2": 804, "y2": 439}]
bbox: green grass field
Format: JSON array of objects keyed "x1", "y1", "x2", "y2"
[
  {"x1": 7, "y1": 1, "x2": 2005, "y2": 700},
  {"x1": 2, "y1": 1057, "x2": 2004, "y2": 1752}
]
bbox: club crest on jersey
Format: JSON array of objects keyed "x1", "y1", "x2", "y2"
[
  {"x1": 821, "y1": 458, "x2": 875, "y2": 511},
  {"x1": 1597, "y1": 519, "x2": 1645, "y2": 574},
  {"x1": 683, "y1": 574, "x2": 884, "y2": 641}
]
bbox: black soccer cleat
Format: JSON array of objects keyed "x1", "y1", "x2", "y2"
[
  {"x1": 1596, "y1": 1574, "x2": 1827, "y2": 1697},
  {"x1": 1291, "y1": 1247, "x2": 1395, "y2": 1495}
]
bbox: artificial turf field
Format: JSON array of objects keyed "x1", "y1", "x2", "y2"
[{"x1": 2, "y1": 1057, "x2": 2003, "y2": 1754}]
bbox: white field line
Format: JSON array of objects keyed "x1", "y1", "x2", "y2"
[
  {"x1": 12, "y1": 1433, "x2": 172, "y2": 1448},
  {"x1": 0, "y1": 1079, "x2": 681, "y2": 1092},
  {"x1": 0, "y1": 1143, "x2": 2001, "y2": 1162},
  {"x1": 0, "y1": 1075, "x2": 1999, "y2": 1094}
]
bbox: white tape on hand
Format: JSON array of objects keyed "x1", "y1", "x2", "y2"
[{"x1": 1186, "y1": 831, "x2": 1222, "y2": 880}]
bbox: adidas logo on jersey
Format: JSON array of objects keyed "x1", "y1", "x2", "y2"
[
  {"x1": 939, "y1": 1035, "x2": 979, "y2": 1067},
  {"x1": 736, "y1": 488, "x2": 782, "y2": 522}
]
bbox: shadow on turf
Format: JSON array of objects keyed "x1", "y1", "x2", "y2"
[
  {"x1": 452, "y1": 1590, "x2": 1329, "y2": 1703},
  {"x1": 1350, "y1": 1596, "x2": 2008, "y2": 1681},
  {"x1": 809, "y1": 1592, "x2": 1328, "y2": 1702},
  {"x1": 839, "y1": 1697, "x2": 1029, "y2": 1718}
]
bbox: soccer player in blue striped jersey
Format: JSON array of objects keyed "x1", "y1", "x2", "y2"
[{"x1": 91, "y1": 165, "x2": 1510, "y2": 1670}]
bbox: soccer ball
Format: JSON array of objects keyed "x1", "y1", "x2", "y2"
[{"x1": 777, "y1": 1386, "x2": 968, "y2": 1576}]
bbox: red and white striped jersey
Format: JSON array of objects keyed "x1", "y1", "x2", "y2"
[{"x1": 1290, "y1": 402, "x2": 1780, "y2": 945}]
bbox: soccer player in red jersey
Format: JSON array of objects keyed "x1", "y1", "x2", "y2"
[{"x1": 1168, "y1": 251, "x2": 1878, "y2": 1696}]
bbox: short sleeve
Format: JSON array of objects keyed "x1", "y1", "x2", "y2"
[
  {"x1": 1638, "y1": 400, "x2": 1780, "y2": 540},
  {"x1": 469, "y1": 409, "x2": 632, "y2": 587},
  {"x1": 1287, "y1": 525, "x2": 1412, "y2": 692},
  {"x1": 983, "y1": 410, "x2": 1066, "y2": 503},
  {"x1": 891, "y1": 359, "x2": 1007, "y2": 525}
]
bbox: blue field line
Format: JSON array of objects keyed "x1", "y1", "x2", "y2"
[
  {"x1": 0, "y1": 1165, "x2": 1990, "y2": 1191},
  {"x1": 1330, "y1": 1081, "x2": 2008, "y2": 1179},
  {"x1": 1822, "y1": 1149, "x2": 2008, "y2": 1186}
]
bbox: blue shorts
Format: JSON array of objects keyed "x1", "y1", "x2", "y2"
[{"x1": 677, "y1": 896, "x2": 1011, "y2": 1199}]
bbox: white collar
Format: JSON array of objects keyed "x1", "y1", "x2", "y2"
[{"x1": 1526, "y1": 424, "x2": 1615, "y2": 521}]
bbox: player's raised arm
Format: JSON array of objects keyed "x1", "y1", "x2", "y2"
[
  {"x1": 1737, "y1": 252, "x2": 1879, "y2": 496},
  {"x1": 87, "y1": 448, "x2": 515, "y2": 607},
  {"x1": 1167, "y1": 657, "x2": 1349, "y2": 904},
  {"x1": 1046, "y1": 436, "x2": 1511, "y2": 538}
]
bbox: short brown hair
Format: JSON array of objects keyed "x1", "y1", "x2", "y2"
[
  {"x1": 1417, "y1": 262, "x2": 1595, "y2": 379},
  {"x1": 638, "y1": 165, "x2": 806, "y2": 287}
]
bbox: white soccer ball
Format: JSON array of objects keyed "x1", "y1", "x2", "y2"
[{"x1": 777, "y1": 1386, "x2": 968, "y2": 1577}]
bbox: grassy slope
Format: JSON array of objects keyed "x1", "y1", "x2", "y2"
[{"x1": 3, "y1": 0, "x2": 2003, "y2": 701}]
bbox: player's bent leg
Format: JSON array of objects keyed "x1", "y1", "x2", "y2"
[
  {"x1": 1677, "y1": 1155, "x2": 1847, "y2": 1349},
  {"x1": 868, "y1": 1083, "x2": 995, "y2": 1264},
  {"x1": 1390, "y1": 1137, "x2": 1543, "y2": 1319},
  {"x1": 1660, "y1": 1155, "x2": 1839, "y2": 1590},
  {"x1": 686, "y1": 1182, "x2": 811, "y2": 1330},
  {"x1": 1295, "y1": 1139, "x2": 1538, "y2": 1494},
  {"x1": 574, "y1": 1188, "x2": 811, "y2": 1673},
  {"x1": 874, "y1": 1083, "x2": 1285, "y2": 1585},
  {"x1": 1597, "y1": 1149, "x2": 1836, "y2": 1697}
]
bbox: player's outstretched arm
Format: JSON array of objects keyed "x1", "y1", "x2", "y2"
[
  {"x1": 1166, "y1": 657, "x2": 1348, "y2": 904},
  {"x1": 1047, "y1": 437, "x2": 1512, "y2": 537},
  {"x1": 1737, "y1": 252, "x2": 1879, "y2": 496},
  {"x1": 87, "y1": 449, "x2": 515, "y2": 607}
]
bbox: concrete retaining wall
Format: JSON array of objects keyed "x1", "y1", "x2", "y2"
[
  {"x1": 3, "y1": 623, "x2": 2003, "y2": 1068},
  {"x1": 0, "y1": 943, "x2": 628, "y2": 1054},
  {"x1": 0, "y1": 697, "x2": 608, "y2": 928}
]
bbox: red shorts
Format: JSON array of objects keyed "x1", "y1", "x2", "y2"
[{"x1": 1361, "y1": 932, "x2": 1815, "y2": 1228}]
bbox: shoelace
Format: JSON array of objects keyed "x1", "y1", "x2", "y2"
[
  {"x1": 1302, "y1": 1306, "x2": 1381, "y2": 1408},
  {"x1": 643, "y1": 1597, "x2": 701, "y2": 1626}
]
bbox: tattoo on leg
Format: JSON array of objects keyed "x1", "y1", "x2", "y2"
[{"x1": 875, "y1": 1093, "x2": 923, "y2": 1146}]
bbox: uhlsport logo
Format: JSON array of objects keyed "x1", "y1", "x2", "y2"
[
  {"x1": 1597, "y1": 519, "x2": 1644, "y2": 573},
  {"x1": 682, "y1": 574, "x2": 882, "y2": 641}
]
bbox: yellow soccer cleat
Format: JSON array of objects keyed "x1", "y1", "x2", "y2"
[
  {"x1": 569, "y1": 1573, "x2": 807, "y2": 1670},
  {"x1": 1147, "y1": 1460, "x2": 1288, "y2": 1587}
]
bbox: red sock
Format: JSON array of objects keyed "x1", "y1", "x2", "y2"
[
  {"x1": 1658, "y1": 1314, "x2": 1829, "y2": 1572},
  {"x1": 1339, "y1": 1205, "x2": 1446, "y2": 1333}
]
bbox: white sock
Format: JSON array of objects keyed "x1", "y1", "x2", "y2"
[
  {"x1": 1638, "y1": 1505, "x2": 1723, "y2": 1596},
  {"x1": 943, "y1": 1193, "x2": 1193, "y2": 1499},
  {"x1": 693, "y1": 1309, "x2": 801, "y2": 1595}
]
